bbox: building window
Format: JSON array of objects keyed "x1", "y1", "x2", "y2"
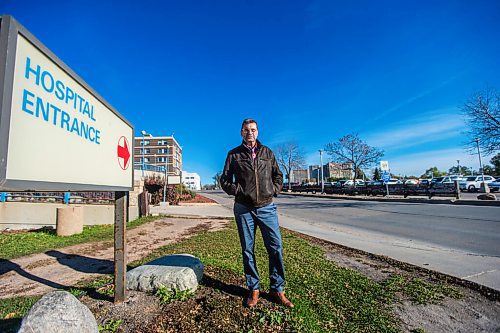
[{"x1": 141, "y1": 140, "x2": 150, "y2": 146}]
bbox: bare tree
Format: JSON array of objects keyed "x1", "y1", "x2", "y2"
[
  {"x1": 462, "y1": 87, "x2": 500, "y2": 155},
  {"x1": 212, "y1": 172, "x2": 221, "y2": 189},
  {"x1": 275, "y1": 142, "x2": 306, "y2": 190},
  {"x1": 324, "y1": 134, "x2": 384, "y2": 182}
]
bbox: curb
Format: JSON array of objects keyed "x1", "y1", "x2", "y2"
[{"x1": 280, "y1": 192, "x2": 500, "y2": 207}]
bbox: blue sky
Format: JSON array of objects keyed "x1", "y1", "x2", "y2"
[{"x1": 3, "y1": 0, "x2": 499, "y2": 183}]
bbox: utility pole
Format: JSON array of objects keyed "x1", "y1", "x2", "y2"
[
  {"x1": 319, "y1": 149, "x2": 324, "y2": 194},
  {"x1": 163, "y1": 160, "x2": 167, "y2": 203},
  {"x1": 457, "y1": 159, "x2": 460, "y2": 175},
  {"x1": 475, "y1": 138, "x2": 486, "y2": 192}
]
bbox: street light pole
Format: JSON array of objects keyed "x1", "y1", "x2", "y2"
[
  {"x1": 163, "y1": 159, "x2": 167, "y2": 203},
  {"x1": 319, "y1": 149, "x2": 324, "y2": 194},
  {"x1": 457, "y1": 159, "x2": 460, "y2": 175},
  {"x1": 475, "y1": 138, "x2": 485, "y2": 191},
  {"x1": 141, "y1": 130, "x2": 146, "y2": 177}
]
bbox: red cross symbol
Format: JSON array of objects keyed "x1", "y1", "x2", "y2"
[{"x1": 117, "y1": 136, "x2": 130, "y2": 170}]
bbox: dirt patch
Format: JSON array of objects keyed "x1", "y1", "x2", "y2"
[
  {"x1": 0, "y1": 217, "x2": 228, "y2": 299},
  {"x1": 296, "y1": 231, "x2": 500, "y2": 333},
  {"x1": 82, "y1": 266, "x2": 295, "y2": 333},
  {"x1": 179, "y1": 194, "x2": 218, "y2": 204}
]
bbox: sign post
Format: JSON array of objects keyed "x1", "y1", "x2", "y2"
[
  {"x1": 380, "y1": 161, "x2": 390, "y2": 196},
  {"x1": 0, "y1": 16, "x2": 133, "y2": 303},
  {"x1": 382, "y1": 171, "x2": 390, "y2": 196},
  {"x1": 114, "y1": 191, "x2": 128, "y2": 302}
]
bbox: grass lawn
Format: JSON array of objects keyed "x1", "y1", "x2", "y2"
[
  {"x1": 1, "y1": 220, "x2": 461, "y2": 332},
  {"x1": 131, "y1": 223, "x2": 451, "y2": 332},
  {"x1": 0, "y1": 215, "x2": 160, "y2": 260}
]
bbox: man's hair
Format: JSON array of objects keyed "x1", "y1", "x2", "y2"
[{"x1": 241, "y1": 118, "x2": 258, "y2": 129}]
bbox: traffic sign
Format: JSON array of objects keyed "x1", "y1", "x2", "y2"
[
  {"x1": 382, "y1": 172, "x2": 390, "y2": 183},
  {"x1": 380, "y1": 161, "x2": 389, "y2": 172}
]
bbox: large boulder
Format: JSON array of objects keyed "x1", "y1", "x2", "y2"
[
  {"x1": 477, "y1": 193, "x2": 497, "y2": 200},
  {"x1": 127, "y1": 254, "x2": 203, "y2": 292},
  {"x1": 18, "y1": 291, "x2": 98, "y2": 333}
]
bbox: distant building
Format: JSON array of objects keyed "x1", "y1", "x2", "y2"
[
  {"x1": 308, "y1": 162, "x2": 353, "y2": 183},
  {"x1": 290, "y1": 169, "x2": 309, "y2": 184},
  {"x1": 134, "y1": 134, "x2": 182, "y2": 175},
  {"x1": 309, "y1": 165, "x2": 320, "y2": 183},
  {"x1": 182, "y1": 172, "x2": 201, "y2": 191},
  {"x1": 323, "y1": 162, "x2": 353, "y2": 179}
]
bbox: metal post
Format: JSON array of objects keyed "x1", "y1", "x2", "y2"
[
  {"x1": 319, "y1": 149, "x2": 324, "y2": 194},
  {"x1": 457, "y1": 159, "x2": 460, "y2": 176},
  {"x1": 114, "y1": 191, "x2": 128, "y2": 303},
  {"x1": 63, "y1": 192, "x2": 70, "y2": 204},
  {"x1": 163, "y1": 162, "x2": 167, "y2": 203},
  {"x1": 475, "y1": 138, "x2": 486, "y2": 192}
]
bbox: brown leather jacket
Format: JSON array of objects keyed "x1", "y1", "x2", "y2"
[{"x1": 221, "y1": 140, "x2": 283, "y2": 208}]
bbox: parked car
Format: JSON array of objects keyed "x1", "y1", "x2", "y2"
[
  {"x1": 366, "y1": 180, "x2": 384, "y2": 186},
  {"x1": 448, "y1": 174, "x2": 465, "y2": 182},
  {"x1": 431, "y1": 176, "x2": 456, "y2": 184},
  {"x1": 419, "y1": 179, "x2": 431, "y2": 186},
  {"x1": 385, "y1": 178, "x2": 402, "y2": 185},
  {"x1": 459, "y1": 175, "x2": 496, "y2": 192},
  {"x1": 343, "y1": 179, "x2": 365, "y2": 186},
  {"x1": 335, "y1": 180, "x2": 348, "y2": 187},
  {"x1": 403, "y1": 179, "x2": 419, "y2": 185},
  {"x1": 488, "y1": 178, "x2": 500, "y2": 192}
]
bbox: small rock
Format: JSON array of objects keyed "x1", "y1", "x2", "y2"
[
  {"x1": 18, "y1": 291, "x2": 98, "y2": 333},
  {"x1": 477, "y1": 193, "x2": 496, "y2": 200},
  {"x1": 127, "y1": 254, "x2": 203, "y2": 292}
]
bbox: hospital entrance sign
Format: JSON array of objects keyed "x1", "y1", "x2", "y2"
[
  {"x1": 0, "y1": 16, "x2": 133, "y2": 191},
  {"x1": 0, "y1": 16, "x2": 133, "y2": 303}
]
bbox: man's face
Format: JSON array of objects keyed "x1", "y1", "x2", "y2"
[{"x1": 241, "y1": 122, "x2": 258, "y2": 146}]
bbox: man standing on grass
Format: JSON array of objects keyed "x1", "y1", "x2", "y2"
[{"x1": 221, "y1": 118, "x2": 294, "y2": 308}]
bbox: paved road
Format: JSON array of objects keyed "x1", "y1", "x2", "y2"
[{"x1": 202, "y1": 191, "x2": 500, "y2": 291}]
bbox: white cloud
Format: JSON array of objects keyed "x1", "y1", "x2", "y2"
[{"x1": 365, "y1": 107, "x2": 465, "y2": 150}]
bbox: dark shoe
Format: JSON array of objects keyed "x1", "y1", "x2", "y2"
[
  {"x1": 245, "y1": 290, "x2": 260, "y2": 307},
  {"x1": 269, "y1": 291, "x2": 294, "y2": 308}
]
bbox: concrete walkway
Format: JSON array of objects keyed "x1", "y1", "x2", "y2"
[{"x1": 150, "y1": 203, "x2": 234, "y2": 218}]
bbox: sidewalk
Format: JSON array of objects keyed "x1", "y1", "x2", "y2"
[{"x1": 149, "y1": 203, "x2": 234, "y2": 218}]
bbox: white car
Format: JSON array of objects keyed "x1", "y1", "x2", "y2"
[
  {"x1": 431, "y1": 176, "x2": 456, "y2": 184},
  {"x1": 343, "y1": 179, "x2": 365, "y2": 186},
  {"x1": 386, "y1": 178, "x2": 402, "y2": 185},
  {"x1": 459, "y1": 175, "x2": 495, "y2": 192}
]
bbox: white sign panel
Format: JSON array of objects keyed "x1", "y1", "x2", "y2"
[
  {"x1": 167, "y1": 175, "x2": 181, "y2": 185},
  {"x1": 380, "y1": 160, "x2": 389, "y2": 172},
  {"x1": 0, "y1": 17, "x2": 133, "y2": 191}
]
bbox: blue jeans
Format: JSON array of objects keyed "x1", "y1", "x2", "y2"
[{"x1": 233, "y1": 202, "x2": 285, "y2": 292}]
